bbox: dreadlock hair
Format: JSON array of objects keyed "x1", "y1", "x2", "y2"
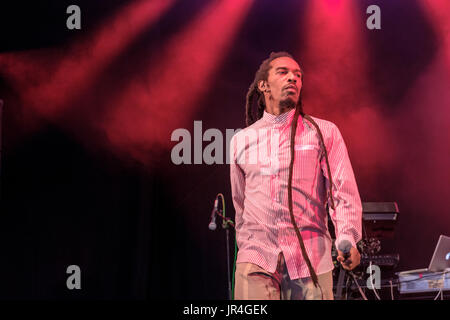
[{"x1": 244, "y1": 52, "x2": 335, "y2": 291}]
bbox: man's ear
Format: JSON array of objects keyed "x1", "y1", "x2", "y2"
[{"x1": 258, "y1": 80, "x2": 269, "y2": 93}]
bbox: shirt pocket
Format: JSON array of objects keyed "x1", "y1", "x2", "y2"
[{"x1": 293, "y1": 144, "x2": 321, "y2": 184}]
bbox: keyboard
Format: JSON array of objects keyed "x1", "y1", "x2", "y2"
[{"x1": 360, "y1": 254, "x2": 400, "y2": 268}]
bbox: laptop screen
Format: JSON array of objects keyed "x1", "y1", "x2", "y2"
[{"x1": 428, "y1": 235, "x2": 450, "y2": 272}]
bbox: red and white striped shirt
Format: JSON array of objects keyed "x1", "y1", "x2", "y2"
[{"x1": 230, "y1": 108, "x2": 362, "y2": 279}]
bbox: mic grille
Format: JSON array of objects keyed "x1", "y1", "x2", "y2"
[
  {"x1": 338, "y1": 240, "x2": 352, "y2": 254},
  {"x1": 208, "y1": 222, "x2": 217, "y2": 231}
]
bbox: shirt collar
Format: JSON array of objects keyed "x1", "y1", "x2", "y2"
[{"x1": 262, "y1": 108, "x2": 296, "y2": 125}]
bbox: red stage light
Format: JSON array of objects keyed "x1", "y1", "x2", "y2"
[
  {"x1": 101, "y1": 0, "x2": 254, "y2": 164},
  {"x1": 0, "y1": 0, "x2": 175, "y2": 119},
  {"x1": 300, "y1": 0, "x2": 397, "y2": 192}
]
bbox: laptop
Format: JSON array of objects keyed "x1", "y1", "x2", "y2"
[
  {"x1": 396, "y1": 235, "x2": 450, "y2": 294},
  {"x1": 428, "y1": 235, "x2": 450, "y2": 272}
]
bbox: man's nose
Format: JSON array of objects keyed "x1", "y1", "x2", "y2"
[{"x1": 287, "y1": 72, "x2": 296, "y2": 82}]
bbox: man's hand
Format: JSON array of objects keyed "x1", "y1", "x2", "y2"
[{"x1": 337, "y1": 247, "x2": 360, "y2": 271}]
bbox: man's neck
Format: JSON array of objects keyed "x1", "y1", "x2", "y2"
[{"x1": 265, "y1": 102, "x2": 294, "y2": 116}]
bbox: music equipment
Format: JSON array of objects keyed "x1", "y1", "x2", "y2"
[
  {"x1": 361, "y1": 253, "x2": 400, "y2": 268},
  {"x1": 397, "y1": 268, "x2": 450, "y2": 294},
  {"x1": 362, "y1": 202, "x2": 398, "y2": 238},
  {"x1": 397, "y1": 235, "x2": 450, "y2": 295},
  {"x1": 332, "y1": 202, "x2": 401, "y2": 300}
]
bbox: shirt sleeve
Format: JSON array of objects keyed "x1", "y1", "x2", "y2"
[
  {"x1": 321, "y1": 124, "x2": 362, "y2": 249},
  {"x1": 229, "y1": 134, "x2": 246, "y2": 229}
]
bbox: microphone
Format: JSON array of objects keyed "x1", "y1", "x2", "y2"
[
  {"x1": 208, "y1": 198, "x2": 219, "y2": 231},
  {"x1": 337, "y1": 240, "x2": 352, "y2": 262}
]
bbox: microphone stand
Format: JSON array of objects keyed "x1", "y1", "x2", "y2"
[
  {"x1": 335, "y1": 265, "x2": 349, "y2": 300},
  {"x1": 214, "y1": 208, "x2": 235, "y2": 300}
]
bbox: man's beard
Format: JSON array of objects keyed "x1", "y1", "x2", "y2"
[{"x1": 279, "y1": 97, "x2": 296, "y2": 109}]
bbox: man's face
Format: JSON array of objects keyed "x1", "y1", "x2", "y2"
[{"x1": 258, "y1": 56, "x2": 303, "y2": 107}]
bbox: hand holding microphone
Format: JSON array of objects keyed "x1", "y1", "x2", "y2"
[{"x1": 337, "y1": 240, "x2": 361, "y2": 271}]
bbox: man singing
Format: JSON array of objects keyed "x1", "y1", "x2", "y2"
[{"x1": 229, "y1": 52, "x2": 362, "y2": 300}]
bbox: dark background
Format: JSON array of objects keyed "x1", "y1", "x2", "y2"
[{"x1": 0, "y1": 0, "x2": 449, "y2": 299}]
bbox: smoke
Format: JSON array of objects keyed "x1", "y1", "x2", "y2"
[
  {"x1": 299, "y1": 0, "x2": 398, "y2": 198},
  {"x1": 99, "y1": 0, "x2": 254, "y2": 165},
  {"x1": 393, "y1": 3, "x2": 450, "y2": 235}
]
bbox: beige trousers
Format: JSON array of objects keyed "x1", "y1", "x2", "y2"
[{"x1": 234, "y1": 253, "x2": 334, "y2": 300}]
